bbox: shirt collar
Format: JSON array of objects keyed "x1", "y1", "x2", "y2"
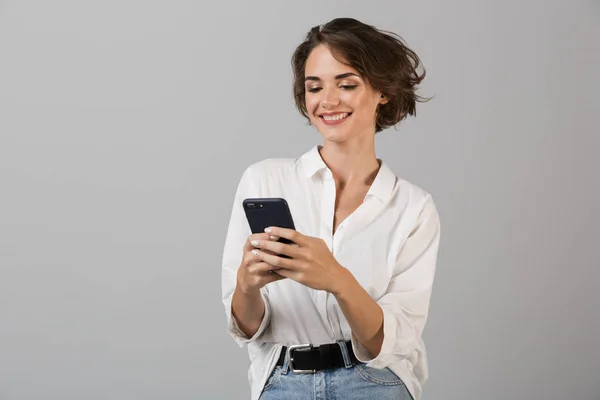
[
  {"x1": 366, "y1": 161, "x2": 396, "y2": 202},
  {"x1": 298, "y1": 145, "x2": 328, "y2": 179},
  {"x1": 297, "y1": 145, "x2": 396, "y2": 202}
]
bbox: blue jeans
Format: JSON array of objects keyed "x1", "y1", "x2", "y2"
[{"x1": 259, "y1": 341, "x2": 414, "y2": 400}]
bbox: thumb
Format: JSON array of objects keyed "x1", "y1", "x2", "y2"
[{"x1": 265, "y1": 271, "x2": 286, "y2": 284}]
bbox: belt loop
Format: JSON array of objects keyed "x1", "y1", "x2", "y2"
[
  {"x1": 281, "y1": 345, "x2": 290, "y2": 375},
  {"x1": 337, "y1": 340, "x2": 352, "y2": 369}
]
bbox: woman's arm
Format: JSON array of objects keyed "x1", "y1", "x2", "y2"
[
  {"x1": 344, "y1": 195, "x2": 441, "y2": 365},
  {"x1": 231, "y1": 285, "x2": 266, "y2": 338},
  {"x1": 331, "y1": 273, "x2": 385, "y2": 358},
  {"x1": 222, "y1": 166, "x2": 279, "y2": 344}
]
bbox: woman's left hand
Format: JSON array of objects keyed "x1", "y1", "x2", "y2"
[{"x1": 249, "y1": 226, "x2": 351, "y2": 294}]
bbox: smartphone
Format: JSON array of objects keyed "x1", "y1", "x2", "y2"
[{"x1": 243, "y1": 198, "x2": 296, "y2": 248}]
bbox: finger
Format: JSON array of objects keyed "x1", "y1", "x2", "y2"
[
  {"x1": 247, "y1": 261, "x2": 281, "y2": 275},
  {"x1": 264, "y1": 271, "x2": 287, "y2": 284},
  {"x1": 243, "y1": 233, "x2": 272, "y2": 252},
  {"x1": 246, "y1": 246, "x2": 278, "y2": 261},
  {"x1": 271, "y1": 267, "x2": 300, "y2": 281},
  {"x1": 250, "y1": 239, "x2": 301, "y2": 259},
  {"x1": 241, "y1": 249, "x2": 260, "y2": 266},
  {"x1": 252, "y1": 249, "x2": 299, "y2": 270},
  {"x1": 264, "y1": 227, "x2": 306, "y2": 246}
]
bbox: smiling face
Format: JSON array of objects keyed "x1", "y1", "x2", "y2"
[{"x1": 304, "y1": 44, "x2": 388, "y2": 144}]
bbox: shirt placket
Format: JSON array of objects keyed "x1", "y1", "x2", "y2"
[{"x1": 316, "y1": 169, "x2": 336, "y2": 339}]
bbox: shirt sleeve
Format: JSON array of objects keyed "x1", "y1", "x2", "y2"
[
  {"x1": 221, "y1": 166, "x2": 272, "y2": 347},
  {"x1": 351, "y1": 193, "x2": 441, "y2": 368}
]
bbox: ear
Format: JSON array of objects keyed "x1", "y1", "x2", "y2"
[{"x1": 379, "y1": 93, "x2": 390, "y2": 105}]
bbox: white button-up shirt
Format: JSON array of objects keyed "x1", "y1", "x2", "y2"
[{"x1": 221, "y1": 145, "x2": 441, "y2": 400}]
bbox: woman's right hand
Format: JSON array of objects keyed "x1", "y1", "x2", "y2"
[{"x1": 236, "y1": 233, "x2": 286, "y2": 294}]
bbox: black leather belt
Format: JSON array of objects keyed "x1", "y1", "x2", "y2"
[{"x1": 276, "y1": 341, "x2": 360, "y2": 373}]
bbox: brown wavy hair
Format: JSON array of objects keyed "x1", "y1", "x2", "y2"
[{"x1": 292, "y1": 18, "x2": 429, "y2": 133}]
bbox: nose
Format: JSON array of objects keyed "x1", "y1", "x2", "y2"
[{"x1": 320, "y1": 87, "x2": 340, "y2": 109}]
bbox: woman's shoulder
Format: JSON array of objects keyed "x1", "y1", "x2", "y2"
[
  {"x1": 241, "y1": 155, "x2": 299, "y2": 182},
  {"x1": 382, "y1": 161, "x2": 433, "y2": 202},
  {"x1": 383, "y1": 164, "x2": 438, "y2": 221},
  {"x1": 246, "y1": 156, "x2": 295, "y2": 171},
  {"x1": 396, "y1": 176, "x2": 431, "y2": 200}
]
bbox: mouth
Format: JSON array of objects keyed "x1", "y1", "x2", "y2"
[{"x1": 318, "y1": 112, "x2": 352, "y2": 126}]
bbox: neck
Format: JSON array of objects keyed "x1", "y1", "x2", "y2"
[{"x1": 318, "y1": 136, "x2": 380, "y2": 186}]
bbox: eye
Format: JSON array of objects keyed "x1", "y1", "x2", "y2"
[{"x1": 306, "y1": 85, "x2": 357, "y2": 93}]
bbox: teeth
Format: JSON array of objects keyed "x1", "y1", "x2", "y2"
[{"x1": 322, "y1": 113, "x2": 348, "y2": 121}]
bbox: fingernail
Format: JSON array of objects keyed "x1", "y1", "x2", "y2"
[
  {"x1": 269, "y1": 235, "x2": 279, "y2": 240},
  {"x1": 264, "y1": 227, "x2": 272, "y2": 233},
  {"x1": 250, "y1": 240, "x2": 260, "y2": 247},
  {"x1": 251, "y1": 249, "x2": 259, "y2": 256}
]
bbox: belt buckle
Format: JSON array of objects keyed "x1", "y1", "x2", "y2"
[{"x1": 287, "y1": 344, "x2": 315, "y2": 374}]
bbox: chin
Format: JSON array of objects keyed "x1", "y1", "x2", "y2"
[
  {"x1": 320, "y1": 122, "x2": 368, "y2": 142},
  {"x1": 319, "y1": 129, "x2": 352, "y2": 143}
]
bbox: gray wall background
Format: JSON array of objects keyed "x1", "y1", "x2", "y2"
[{"x1": 1, "y1": 0, "x2": 599, "y2": 399}]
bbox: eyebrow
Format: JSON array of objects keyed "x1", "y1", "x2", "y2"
[{"x1": 304, "y1": 72, "x2": 360, "y2": 82}]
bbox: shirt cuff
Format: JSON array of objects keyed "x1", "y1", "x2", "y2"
[
  {"x1": 225, "y1": 290, "x2": 271, "y2": 347},
  {"x1": 350, "y1": 307, "x2": 399, "y2": 369}
]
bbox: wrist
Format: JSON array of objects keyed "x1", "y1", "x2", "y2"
[
  {"x1": 236, "y1": 279, "x2": 260, "y2": 297},
  {"x1": 330, "y1": 266, "x2": 357, "y2": 298}
]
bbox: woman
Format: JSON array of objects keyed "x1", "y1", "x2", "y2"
[{"x1": 221, "y1": 17, "x2": 440, "y2": 400}]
